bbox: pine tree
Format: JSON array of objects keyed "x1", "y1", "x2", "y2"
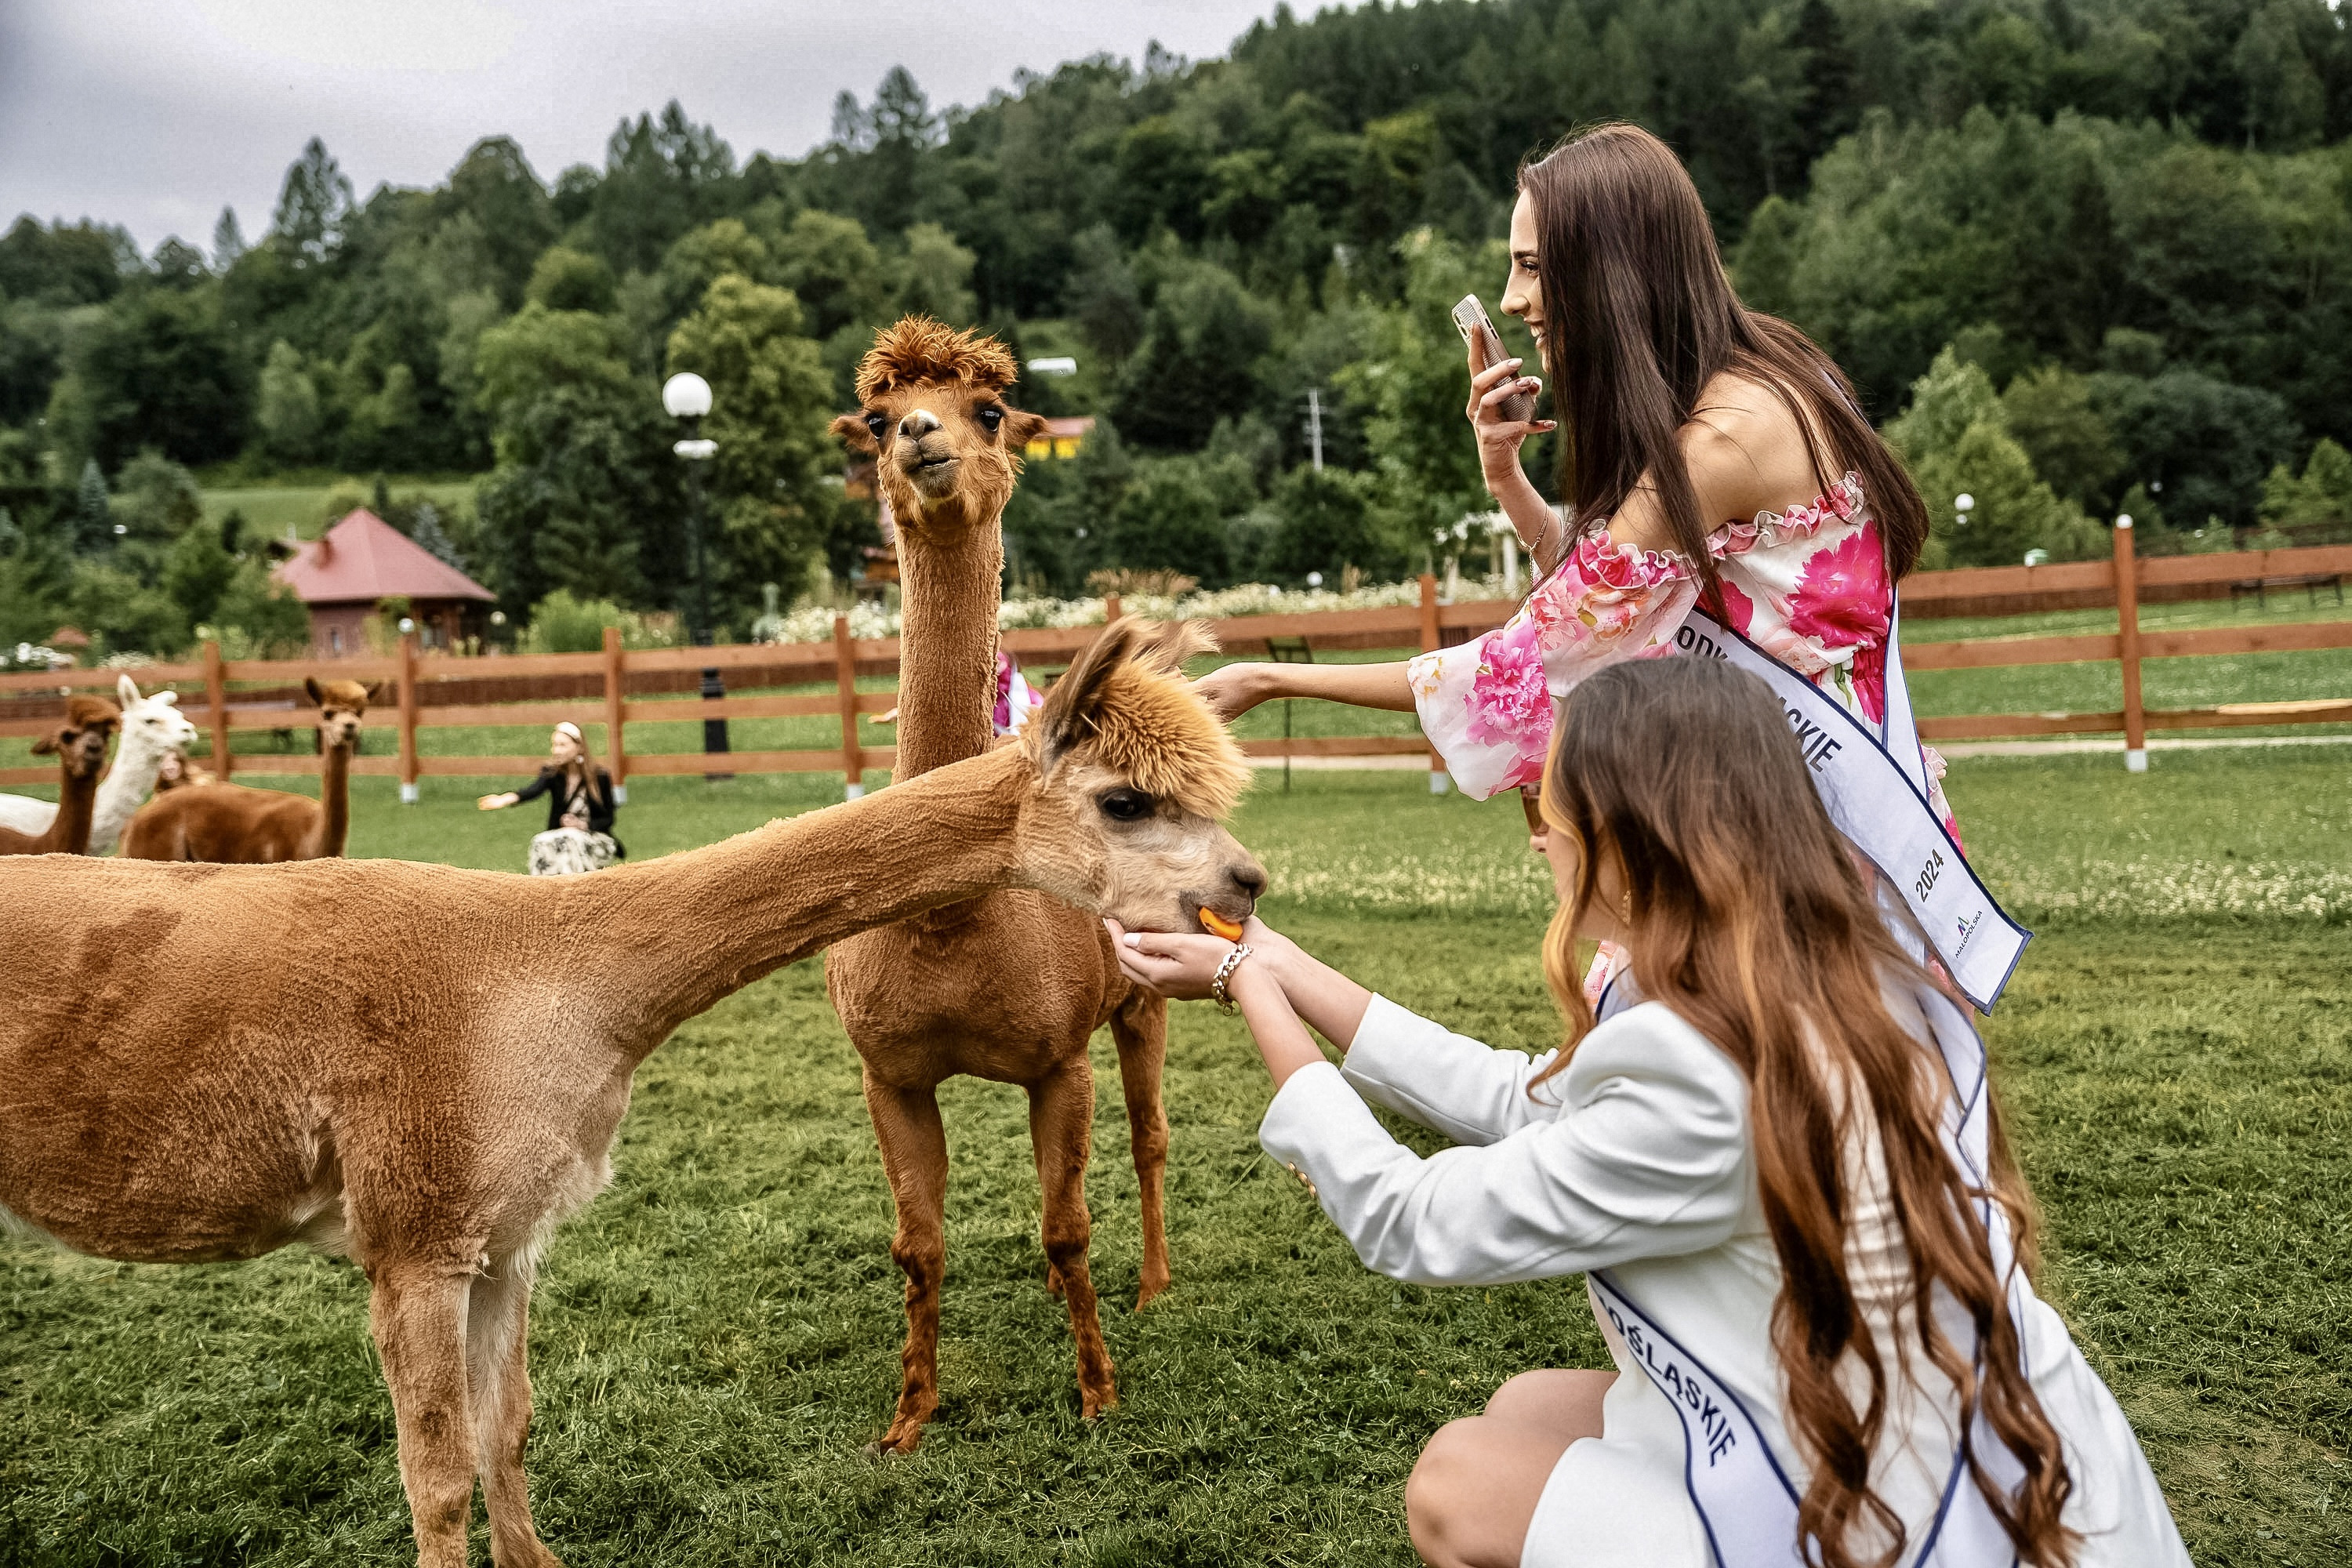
[
  {"x1": 409, "y1": 503, "x2": 466, "y2": 571},
  {"x1": 270, "y1": 137, "x2": 354, "y2": 266},
  {"x1": 74, "y1": 459, "x2": 112, "y2": 552},
  {"x1": 211, "y1": 207, "x2": 246, "y2": 269}
]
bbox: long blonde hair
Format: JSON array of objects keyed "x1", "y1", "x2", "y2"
[
  {"x1": 554, "y1": 721, "x2": 604, "y2": 807},
  {"x1": 1536, "y1": 658, "x2": 2074, "y2": 1568}
]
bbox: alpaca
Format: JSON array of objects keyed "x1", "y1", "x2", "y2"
[
  {"x1": 0, "y1": 619, "x2": 1261, "y2": 1568},
  {"x1": 0, "y1": 676, "x2": 200, "y2": 851},
  {"x1": 824, "y1": 319, "x2": 1247, "y2": 1453},
  {"x1": 119, "y1": 677, "x2": 365, "y2": 862},
  {"x1": 0, "y1": 696, "x2": 120, "y2": 856}
]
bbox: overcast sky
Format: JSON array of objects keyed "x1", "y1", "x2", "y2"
[{"x1": 0, "y1": 0, "x2": 1290, "y2": 255}]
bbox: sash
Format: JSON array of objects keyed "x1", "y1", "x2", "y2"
[
  {"x1": 1660, "y1": 601, "x2": 2030, "y2": 1011},
  {"x1": 1591, "y1": 976, "x2": 2025, "y2": 1568}
]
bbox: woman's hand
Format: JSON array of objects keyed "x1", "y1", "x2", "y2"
[
  {"x1": 477, "y1": 792, "x2": 517, "y2": 811},
  {"x1": 559, "y1": 810, "x2": 589, "y2": 832},
  {"x1": 1465, "y1": 353, "x2": 1556, "y2": 494},
  {"x1": 1191, "y1": 662, "x2": 1269, "y2": 723},
  {"x1": 1105, "y1": 919, "x2": 1236, "y2": 1001}
]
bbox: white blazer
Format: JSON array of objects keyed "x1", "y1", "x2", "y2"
[{"x1": 1258, "y1": 994, "x2": 2192, "y2": 1568}]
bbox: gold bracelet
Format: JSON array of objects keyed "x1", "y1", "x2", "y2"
[{"x1": 1210, "y1": 943, "x2": 1254, "y2": 1014}]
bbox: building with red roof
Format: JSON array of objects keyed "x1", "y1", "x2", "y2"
[{"x1": 273, "y1": 508, "x2": 495, "y2": 658}]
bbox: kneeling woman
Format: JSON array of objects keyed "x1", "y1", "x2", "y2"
[
  {"x1": 478, "y1": 720, "x2": 625, "y2": 876},
  {"x1": 1113, "y1": 659, "x2": 2186, "y2": 1568}
]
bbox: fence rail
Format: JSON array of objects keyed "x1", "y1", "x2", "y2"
[{"x1": 4, "y1": 538, "x2": 2346, "y2": 790}]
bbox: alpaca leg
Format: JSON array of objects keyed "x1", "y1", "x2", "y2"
[
  {"x1": 1029, "y1": 1059, "x2": 1117, "y2": 1418},
  {"x1": 469, "y1": 1260, "x2": 564, "y2": 1568},
  {"x1": 368, "y1": 1262, "x2": 479, "y2": 1568},
  {"x1": 1109, "y1": 990, "x2": 1174, "y2": 1308},
  {"x1": 865, "y1": 1074, "x2": 949, "y2": 1455}
]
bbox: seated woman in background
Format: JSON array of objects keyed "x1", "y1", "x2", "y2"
[
  {"x1": 153, "y1": 748, "x2": 215, "y2": 791},
  {"x1": 478, "y1": 720, "x2": 624, "y2": 876}
]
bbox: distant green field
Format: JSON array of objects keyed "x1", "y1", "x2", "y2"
[{"x1": 199, "y1": 477, "x2": 480, "y2": 542}]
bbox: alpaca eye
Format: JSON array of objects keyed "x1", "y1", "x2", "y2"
[
  {"x1": 864, "y1": 412, "x2": 889, "y2": 440},
  {"x1": 1098, "y1": 789, "x2": 1153, "y2": 822},
  {"x1": 977, "y1": 405, "x2": 1004, "y2": 434}
]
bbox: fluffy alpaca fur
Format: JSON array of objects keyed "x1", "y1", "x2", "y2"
[
  {"x1": 0, "y1": 630, "x2": 1261, "y2": 1568},
  {"x1": 0, "y1": 696, "x2": 120, "y2": 856},
  {"x1": 825, "y1": 320, "x2": 1258, "y2": 1455},
  {"x1": 0, "y1": 677, "x2": 199, "y2": 852},
  {"x1": 119, "y1": 677, "x2": 367, "y2": 862}
]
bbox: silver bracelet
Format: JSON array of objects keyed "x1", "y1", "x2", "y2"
[{"x1": 1210, "y1": 943, "x2": 1254, "y2": 1014}]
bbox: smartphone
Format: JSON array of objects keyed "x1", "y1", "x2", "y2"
[{"x1": 1452, "y1": 294, "x2": 1537, "y2": 424}]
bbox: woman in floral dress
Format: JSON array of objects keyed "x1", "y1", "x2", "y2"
[{"x1": 1196, "y1": 123, "x2": 1960, "y2": 840}]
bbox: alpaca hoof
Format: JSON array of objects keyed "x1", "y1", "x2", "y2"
[
  {"x1": 1081, "y1": 1386, "x2": 1119, "y2": 1421},
  {"x1": 865, "y1": 1426, "x2": 924, "y2": 1459},
  {"x1": 1134, "y1": 1274, "x2": 1170, "y2": 1310}
]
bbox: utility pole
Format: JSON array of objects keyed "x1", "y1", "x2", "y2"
[{"x1": 1306, "y1": 388, "x2": 1324, "y2": 473}]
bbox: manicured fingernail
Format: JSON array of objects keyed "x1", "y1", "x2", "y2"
[{"x1": 1123, "y1": 933, "x2": 1141, "y2": 947}]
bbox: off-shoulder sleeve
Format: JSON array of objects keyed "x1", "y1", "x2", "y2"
[
  {"x1": 1258, "y1": 1003, "x2": 1751, "y2": 1287},
  {"x1": 1407, "y1": 533, "x2": 1700, "y2": 800}
]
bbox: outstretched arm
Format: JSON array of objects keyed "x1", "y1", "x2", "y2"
[{"x1": 1191, "y1": 659, "x2": 1417, "y2": 724}]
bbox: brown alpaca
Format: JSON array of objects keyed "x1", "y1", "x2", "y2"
[
  {"x1": 120, "y1": 677, "x2": 366, "y2": 862},
  {"x1": 0, "y1": 619, "x2": 1260, "y2": 1568},
  {"x1": 0, "y1": 696, "x2": 119, "y2": 856},
  {"x1": 825, "y1": 319, "x2": 1254, "y2": 1453}
]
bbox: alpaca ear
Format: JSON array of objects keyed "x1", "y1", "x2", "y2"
[
  {"x1": 118, "y1": 674, "x2": 141, "y2": 706},
  {"x1": 1130, "y1": 619, "x2": 1218, "y2": 678},
  {"x1": 832, "y1": 411, "x2": 879, "y2": 454},
  {"x1": 1004, "y1": 408, "x2": 1049, "y2": 452},
  {"x1": 303, "y1": 676, "x2": 325, "y2": 706},
  {"x1": 1031, "y1": 617, "x2": 1141, "y2": 773},
  {"x1": 155, "y1": 689, "x2": 179, "y2": 706},
  {"x1": 31, "y1": 731, "x2": 57, "y2": 756}
]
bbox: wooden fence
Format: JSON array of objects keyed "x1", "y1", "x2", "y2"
[{"x1": 4, "y1": 535, "x2": 2347, "y2": 793}]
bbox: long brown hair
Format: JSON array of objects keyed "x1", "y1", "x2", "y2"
[
  {"x1": 1518, "y1": 124, "x2": 1930, "y2": 582},
  {"x1": 1536, "y1": 659, "x2": 2074, "y2": 1568},
  {"x1": 554, "y1": 722, "x2": 604, "y2": 807}
]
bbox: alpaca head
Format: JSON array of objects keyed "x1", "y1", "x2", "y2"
[
  {"x1": 829, "y1": 317, "x2": 1049, "y2": 533},
  {"x1": 303, "y1": 677, "x2": 370, "y2": 750},
  {"x1": 1014, "y1": 618, "x2": 1265, "y2": 935},
  {"x1": 114, "y1": 675, "x2": 199, "y2": 757},
  {"x1": 31, "y1": 696, "x2": 120, "y2": 782}
]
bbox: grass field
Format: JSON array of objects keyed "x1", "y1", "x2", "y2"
[
  {"x1": 198, "y1": 479, "x2": 479, "y2": 542},
  {"x1": 3, "y1": 746, "x2": 2349, "y2": 1566}
]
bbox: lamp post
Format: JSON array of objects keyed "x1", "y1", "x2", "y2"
[{"x1": 662, "y1": 372, "x2": 731, "y2": 773}]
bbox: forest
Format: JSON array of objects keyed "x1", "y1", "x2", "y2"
[{"x1": 2, "y1": 0, "x2": 2350, "y2": 656}]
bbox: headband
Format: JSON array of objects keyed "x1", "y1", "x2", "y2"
[{"x1": 555, "y1": 721, "x2": 583, "y2": 743}]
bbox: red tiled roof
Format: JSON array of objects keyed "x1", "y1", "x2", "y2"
[
  {"x1": 1041, "y1": 416, "x2": 1095, "y2": 439},
  {"x1": 273, "y1": 509, "x2": 494, "y2": 604}
]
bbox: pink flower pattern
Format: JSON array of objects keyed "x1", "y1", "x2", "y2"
[{"x1": 1410, "y1": 474, "x2": 1949, "y2": 832}]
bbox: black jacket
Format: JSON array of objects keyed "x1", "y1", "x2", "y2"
[{"x1": 515, "y1": 765, "x2": 622, "y2": 852}]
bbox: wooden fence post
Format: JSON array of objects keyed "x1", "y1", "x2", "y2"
[
  {"x1": 202, "y1": 637, "x2": 231, "y2": 780},
  {"x1": 2114, "y1": 517, "x2": 2147, "y2": 772},
  {"x1": 1105, "y1": 592, "x2": 1123, "y2": 626},
  {"x1": 603, "y1": 626, "x2": 628, "y2": 804},
  {"x1": 1418, "y1": 572, "x2": 1446, "y2": 794},
  {"x1": 397, "y1": 632, "x2": 420, "y2": 802},
  {"x1": 834, "y1": 615, "x2": 865, "y2": 800}
]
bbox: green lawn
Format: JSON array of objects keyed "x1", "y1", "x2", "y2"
[
  {"x1": 199, "y1": 478, "x2": 480, "y2": 542},
  {"x1": 3, "y1": 751, "x2": 2349, "y2": 1564}
]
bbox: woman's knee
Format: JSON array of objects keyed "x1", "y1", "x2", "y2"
[
  {"x1": 1483, "y1": 1367, "x2": 1613, "y2": 1435},
  {"x1": 1406, "y1": 1418, "x2": 1495, "y2": 1567}
]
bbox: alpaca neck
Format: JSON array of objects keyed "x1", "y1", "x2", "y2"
[
  {"x1": 45, "y1": 761, "x2": 100, "y2": 854},
  {"x1": 89, "y1": 729, "x2": 166, "y2": 854},
  {"x1": 311, "y1": 740, "x2": 352, "y2": 857},
  {"x1": 584, "y1": 743, "x2": 1035, "y2": 1047},
  {"x1": 891, "y1": 496, "x2": 1004, "y2": 779}
]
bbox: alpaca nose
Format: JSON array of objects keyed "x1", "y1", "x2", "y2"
[
  {"x1": 898, "y1": 408, "x2": 940, "y2": 441},
  {"x1": 1228, "y1": 861, "x2": 1267, "y2": 906}
]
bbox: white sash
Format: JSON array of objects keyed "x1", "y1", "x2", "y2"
[
  {"x1": 1660, "y1": 601, "x2": 2030, "y2": 1011},
  {"x1": 1591, "y1": 976, "x2": 2025, "y2": 1568}
]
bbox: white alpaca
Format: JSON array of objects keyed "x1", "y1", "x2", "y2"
[{"x1": 0, "y1": 676, "x2": 200, "y2": 853}]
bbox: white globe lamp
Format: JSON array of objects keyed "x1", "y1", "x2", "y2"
[{"x1": 662, "y1": 372, "x2": 713, "y2": 419}]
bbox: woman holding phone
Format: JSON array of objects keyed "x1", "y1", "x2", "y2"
[{"x1": 1195, "y1": 122, "x2": 1962, "y2": 842}]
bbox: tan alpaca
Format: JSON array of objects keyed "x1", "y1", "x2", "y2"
[
  {"x1": 824, "y1": 319, "x2": 1253, "y2": 1453},
  {"x1": 0, "y1": 619, "x2": 1260, "y2": 1568},
  {"x1": 120, "y1": 677, "x2": 366, "y2": 862},
  {"x1": 0, "y1": 695, "x2": 120, "y2": 856}
]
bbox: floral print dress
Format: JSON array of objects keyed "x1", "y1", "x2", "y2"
[{"x1": 1411, "y1": 471, "x2": 1959, "y2": 826}]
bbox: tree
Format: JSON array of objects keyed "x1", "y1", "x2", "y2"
[
  {"x1": 2258, "y1": 437, "x2": 2352, "y2": 532},
  {"x1": 1264, "y1": 463, "x2": 1388, "y2": 583},
  {"x1": 2001, "y1": 365, "x2": 2124, "y2": 510},
  {"x1": 1887, "y1": 348, "x2": 2105, "y2": 566},
  {"x1": 893, "y1": 223, "x2": 977, "y2": 325},
  {"x1": 665, "y1": 274, "x2": 840, "y2": 608},
  {"x1": 525, "y1": 246, "x2": 617, "y2": 314},
  {"x1": 1064, "y1": 224, "x2": 1145, "y2": 372},
  {"x1": 256, "y1": 339, "x2": 325, "y2": 465},
  {"x1": 210, "y1": 209, "x2": 246, "y2": 270},
  {"x1": 270, "y1": 137, "x2": 354, "y2": 265},
  {"x1": 46, "y1": 288, "x2": 248, "y2": 472},
  {"x1": 1111, "y1": 260, "x2": 1275, "y2": 450}
]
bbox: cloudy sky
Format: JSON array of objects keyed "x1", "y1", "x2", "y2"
[{"x1": 0, "y1": 0, "x2": 1290, "y2": 254}]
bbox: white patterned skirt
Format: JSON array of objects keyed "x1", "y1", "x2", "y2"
[{"x1": 528, "y1": 829, "x2": 620, "y2": 877}]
